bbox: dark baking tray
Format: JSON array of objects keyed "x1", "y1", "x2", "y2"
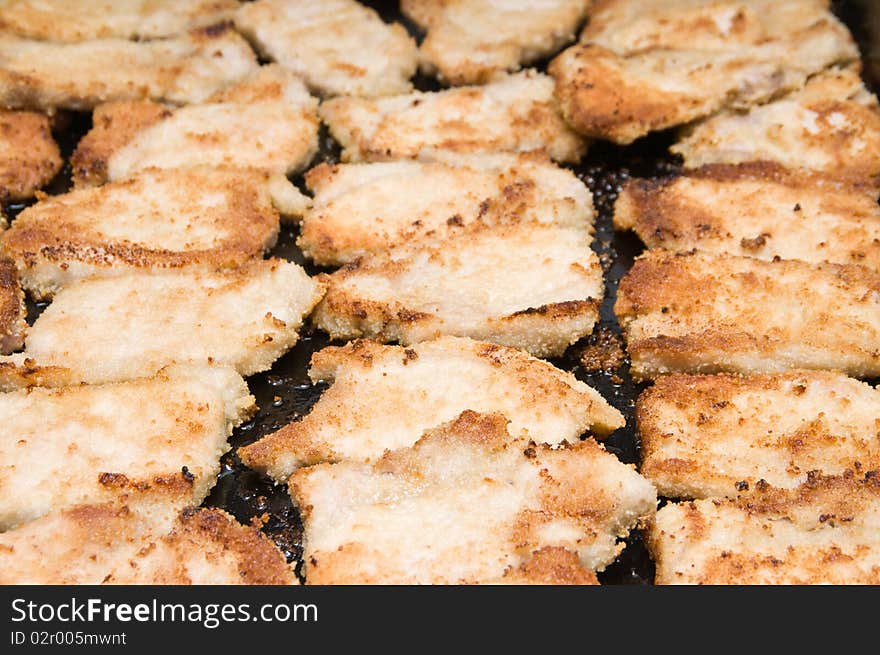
[{"x1": 4, "y1": 0, "x2": 878, "y2": 585}]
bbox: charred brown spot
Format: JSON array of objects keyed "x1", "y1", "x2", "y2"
[{"x1": 740, "y1": 233, "x2": 769, "y2": 251}]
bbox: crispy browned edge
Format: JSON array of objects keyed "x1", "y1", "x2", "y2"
[
  {"x1": 645, "y1": 470, "x2": 880, "y2": 583},
  {"x1": 164, "y1": 506, "x2": 295, "y2": 585},
  {"x1": 0, "y1": 110, "x2": 62, "y2": 200},
  {"x1": 499, "y1": 547, "x2": 600, "y2": 585},
  {"x1": 0, "y1": 258, "x2": 25, "y2": 353},
  {"x1": 71, "y1": 100, "x2": 172, "y2": 187}
]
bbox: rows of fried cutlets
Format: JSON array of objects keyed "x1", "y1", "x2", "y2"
[
  {"x1": 2, "y1": 0, "x2": 875, "y2": 585},
  {"x1": 0, "y1": 1, "x2": 329, "y2": 585},
  {"x1": 584, "y1": 2, "x2": 880, "y2": 583},
  {"x1": 0, "y1": 0, "x2": 653, "y2": 585}
]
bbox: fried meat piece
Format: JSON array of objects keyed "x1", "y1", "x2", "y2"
[
  {"x1": 614, "y1": 163, "x2": 880, "y2": 269},
  {"x1": 550, "y1": 0, "x2": 857, "y2": 143},
  {"x1": 0, "y1": 500, "x2": 296, "y2": 584},
  {"x1": 649, "y1": 472, "x2": 880, "y2": 584},
  {"x1": 71, "y1": 65, "x2": 319, "y2": 186},
  {"x1": 0, "y1": 110, "x2": 61, "y2": 201},
  {"x1": 235, "y1": 0, "x2": 417, "y2": 97},
  {"x1": 313, "y1": 220, "x2": 602, "y2": 358},
  {"x1": 672, "y1": 67, "x2": 880, "y2": 180},
  {"x1": 0, "y1": 24, "x2": 258, "y2": 111},
  {"x1": 402, "y1": 0, "x2": 589, "y2": 85},
  {"x1": 615, "y1": 250, "x2": 880, "y2": 380},
  {"x1": 0, "y1": 259, "x2": 324, "y2": 387},
  {"x1": 638, "y1": 370, "x2": 880, "y2": 499},
  {"x1": 1, "y1": 167, "x2": 303, "y2": 299},
  {"x1": 239, "y1": 337, "x2": 624, "y2": 480},
  {"x1": 291, "y1": 411, "x2": 656, "y2": 584},
  {"x1": 298, "y1": 152, "x2": 592, "y2": 265},
  {"x1": 0, "y1": 0, "x2": 240, "y2": 42},
  {"x1": 0, "y1": 365, "x2": 252, "y2": 530},
  {"x1": 319, "y1": 70, "x2": 586, "y2": 163}
]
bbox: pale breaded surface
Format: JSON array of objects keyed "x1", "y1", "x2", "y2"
[
  {"x1": 0, "y1": 501, "x2": 296, "y2": 584},
  {"x1": 0, "y1": 111, "x2": 61, "y2": 201},
  {"x1": 0, "y1": 24, "x2": 258, "y2": 111},
  {"x1": 298, "y1": 152, "x2": 593, "y2": 265},
  {"x1": 402, "y1": 0, "x2": 589, "y2": 85},
  {"x1": 0, "y1": 365, "x2": 252, "y2": 531},
  {"x1": 615, "y1": 163, "x2": 880, "y2": 269},
  {"x1": 638, "y1": 371, "x2": 880, "y2": 499},
  {"x1": 0, "y1": 0, "x2": 239, "y2": 42},
  {"x1": 0, "y1": 259, "x2": 324, "y2": 386},
  {"x1": 291, "y1": 411, "x2": 656, "y2": 584},
  {"x1": 72, "y1": 66, "x2": 319, "y2": 186},
  {"x1": 649, "y1": 472, "x2": 880, "y2": 584},
  {"x1": 550, "y1": 1, "x2": 856, "y2": 144},
  {"x1": 236, "y1": 0, "x2": 417, "y2": 97},
  {"x1": 319, "y1": 70, "x2": 586, "y2": 163},
  {"x1": 1, "y1": 167, "x2": 299, "y2": 299},
  {"x1": 0, "y1": 259, "x2": 25, "y2": 354},
  {"x1": 313, "y1": 220, "x2": 602, "y2": 358},
  {"x1": 240, "y1": 337, "x2": 624, "y2": 481},
  {"x1": 615, "y1": 250, "x2": 880, "y2": 380},
  {"x1": 672, "y1": 67, "x2": 880, "y2": 180},
  {"x1": 582, "y1": 0, "x2": 843, "y2": 53}
]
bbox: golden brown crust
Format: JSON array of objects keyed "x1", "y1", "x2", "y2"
[
  {"x1": 127, "y1": 507, "x2": 295, "y2": 585},
  {"x1": 235, "y1": 0, "x2": 417, "y2": 97},
  {"x1": 615, "y1": 250, "x2": 880, "y2": 380},
  {"x1": 71, "y1": 101, "x2": 171, "y2": 187},
  {"x1": 71, "y1": 66, "x2": 319, "y2": 186},
  {"x1": 0, "y1": 258, "x2": 25, "y2": 354},
  {"x1": 3, "y1": 258, "x2": 325, "y2": 385},
  {"x1": 638, "y1": 370, "x2": 880, "y2": 498},
  {"x1": 499, "y1": 547, "x2": 600, "y2": 585},
  {"x1": 291, "y1": 410, "x2": 656, "y2": 584},
  {"x1": 0, "y1": 110, "x2": 61, "y2": 200},
  {"x1": 615, "y1": 162, "x2": 880, "y2": 268},
  {"x1": 0, "y1": 495, "x2": 296, "y2": 585},
  {"x1": 649, "y1": 471, "x2": 880, "y2": 584},
  {"x1": 581, "y1": 0, "x2": 842, "y2": 52}
]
